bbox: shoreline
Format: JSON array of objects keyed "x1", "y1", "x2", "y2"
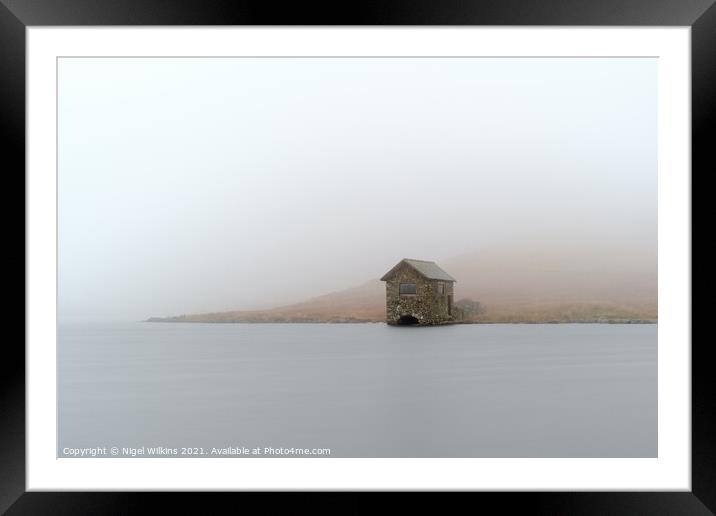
[{"x1": 144, "y1": 318, "x2": 657, "y2": 325}]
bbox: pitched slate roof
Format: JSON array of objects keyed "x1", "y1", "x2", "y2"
[{"x1": 380, "y1": 259, "x2": 457, "y2": 282}]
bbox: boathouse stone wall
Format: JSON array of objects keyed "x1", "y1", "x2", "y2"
[{"x1": 384, "y1": 264, "x2": 455, "y2": 325}]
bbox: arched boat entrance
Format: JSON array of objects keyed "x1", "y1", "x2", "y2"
[{"x1": 397, "y1": 315, "x2": 419, "y2": 325}]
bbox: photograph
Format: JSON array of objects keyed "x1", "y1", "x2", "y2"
[
  {"x1": 57, "y1": 55, "x2": 658, "y2": 459},
  {"x1": 0, "y1": 0, "x2": 706, "y2": 506}
]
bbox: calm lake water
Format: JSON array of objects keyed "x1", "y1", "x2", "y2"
[{"x1": 58, "y1": 322, "x2": 656, "y2": 458}]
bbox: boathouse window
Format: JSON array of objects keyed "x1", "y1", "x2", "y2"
[
  {"x1": 399, "y1": 283, "x2": 417, "y2": 295},
  {"x1": 436, "y1": 282, "x2": 444, "y2": 295}
]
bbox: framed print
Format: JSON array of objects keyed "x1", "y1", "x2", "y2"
[{"x1": 3, "y1": 0, "x2": 709, "y2": 513}]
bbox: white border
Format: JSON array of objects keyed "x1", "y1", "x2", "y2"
[{"x1": 27, "y1": 27, "x2": 691, "y2": 491}]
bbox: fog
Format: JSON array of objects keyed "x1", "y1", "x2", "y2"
[{"x1": 58, "y1": 57, "x2": 656, "y2": 320}]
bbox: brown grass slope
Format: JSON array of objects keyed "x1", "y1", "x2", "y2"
[{"x1": 149, "y1": 240, "x2": 657, "y2": 323}]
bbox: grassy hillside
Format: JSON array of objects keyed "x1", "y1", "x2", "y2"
[{"x1": 148, "y1": 240, "x2": 657, "y2": 323}]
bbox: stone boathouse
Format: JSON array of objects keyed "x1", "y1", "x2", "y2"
[{"x1": 380, "y1": 258, "x2": 457, "y2": 325}]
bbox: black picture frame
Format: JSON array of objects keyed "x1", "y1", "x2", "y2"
[{"x1": 3, "y1": 1, "x2": 708, "y2": 513}]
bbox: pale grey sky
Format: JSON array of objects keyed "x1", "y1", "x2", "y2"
[{"x1": 58, "y1": 57, "x2": 656, "y2": 319}]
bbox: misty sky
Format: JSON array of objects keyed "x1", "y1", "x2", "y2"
[{"x1": 58, "y1": 57, "x2": 656, "y2": 319}]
